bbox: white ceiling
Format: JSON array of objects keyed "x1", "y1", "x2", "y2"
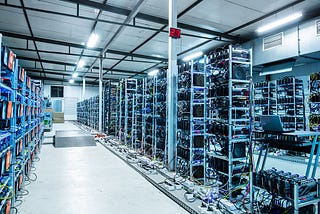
[{"x1": 0, "y1": 0, "x2": 319, "y2": 84}]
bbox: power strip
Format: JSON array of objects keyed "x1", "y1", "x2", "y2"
[{"x1": 218, "y1": 199, "x2": 237, "y2": 213}]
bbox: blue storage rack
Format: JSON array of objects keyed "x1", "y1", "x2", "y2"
[{"x1": 0, "y1": 33, "x2": 44, "y2": 213}]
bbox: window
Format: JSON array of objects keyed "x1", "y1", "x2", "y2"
[{"x1": 51, "y1": 86, "x2": 64, "y2": 97}]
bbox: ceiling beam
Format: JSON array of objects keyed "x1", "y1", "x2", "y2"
[
  {"x1": 87, "y1": 0, "x2": 147, "y2": 76},
  {"x1": 0, "y1": 3, "x2": 214, "y2": 40},
  {"x1": 20, "y1": 0, "x2": 46, "y2": 78},
  {"x1": 27, "y1": 68, "x2": 130, "y2": 78},
  {"x1": 18, "y1": 56, "x2": 142, "y2": 74},
  {"x1": 107, "y1": 0, "x2": 205, "y2": 75},
  {"x1": 61, "y1": 0, "x2": 239, "y2": 41},
  {"x1": 225, "y1": 0, "x2": 306, "y2": 34},
  {"x1": 10, "y1": 47, "x2": 158, "y2": 63},
  {"x1": 1, "y1": 31, "x2": 166, "y2": 61}
]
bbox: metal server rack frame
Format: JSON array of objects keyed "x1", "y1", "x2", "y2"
[
  {"x1": 142, "y1": 76, "x2": 156, "y2": 157},
  {"x1": 227, "y1": 45, "x2": 252, "y2": 198},
  {"x1": 189, "y1": 59, "x2": 206, "y2": 182},
  {"x1": 124, "y1": 79, "x2": 137, "y2": 148}
]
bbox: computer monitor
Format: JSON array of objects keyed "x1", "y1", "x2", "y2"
[{"x1": 260, "y1": 115, "x2": 293, "y2": 133}]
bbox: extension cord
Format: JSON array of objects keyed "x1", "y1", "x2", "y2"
[
  {"x1": 185, "y1": 193, "x2": 194, "y2": 201},
  {"x1": 206, "y1": 205, "x2": 222, "y2": 214},
  {"x1": 138, "y1": 156, "x2": 150, "y2": 165},
  {"x1": 175, "y1": 183, "x2": 183, "y2": 190},
  {"x1": 184, "y1": 180, "x2": 194, "y2": 189},
  {"x1": 164, "y1": 181, "x2": 175, "y2": 191},
  {"x1": 198, "y1": 202, "x2": 208, "y2": 214},
  {"x1": 218, "y1": 199, "x2": 237, "y2": 213}
]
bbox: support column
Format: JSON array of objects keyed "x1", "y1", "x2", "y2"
[
  {"x1": 167, "y1": 0, "x2": 177, "y2": 170},
  {"x1": 99, "y1": 56, "x2": 103, "y2": 132},
  {"x1": 82, "y1": 77, "x2": 86, "y2": 101}
]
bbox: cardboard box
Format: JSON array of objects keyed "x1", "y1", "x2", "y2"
[{"x1": 53, "y1": 112, "x2": 64, "y2": 123}]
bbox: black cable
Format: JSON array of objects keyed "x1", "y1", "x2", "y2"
[
  {"x1": 14, "y1": 199, "x2": 23, "y2": 207},
  {"x1": 26, "y1": 173, "x2": 37, "y2": 182},
  {"x1": 10, "y1": 207, "x2": 18, "y2": 214}
]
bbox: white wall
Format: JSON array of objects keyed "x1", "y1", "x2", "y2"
[{"x1": 44, "y1": 85, "x2": 99, "y2": 120}]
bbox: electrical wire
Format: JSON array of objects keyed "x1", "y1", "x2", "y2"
[{"x1": 25, "y1": 172, "x2": 37, "y2": 182}]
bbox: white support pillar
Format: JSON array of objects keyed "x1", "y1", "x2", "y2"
[
  {"x1": 82, "y1": 77, "x2": 86, "y2": 101},
  {"x1": 167, "y1": 0, "x2": 177, "y2": 170},
  {"x1": 99, "y1": 56, "x2": 103, "y2": 132}
]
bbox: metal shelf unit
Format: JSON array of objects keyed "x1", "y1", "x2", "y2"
[
  {"x1": 0, "y1": 34, "x2": 44, "y2": 212},
  {"x1": 124, "y1": 79, "x2": 137, "y2": 148},
  {"x1": 254, "y1": 81, "x2": 277, "y2": 130},
  {"x1": 276, "y1": 77, "x2": 305, "y2": 131},
  {"x1": 309, "y1": 72, "x2": 320, "y2": 132},
  {"x1": 103, "y1": 81, "x2": 119, "y2": 136},
  {"x1": 142, "y1": 76, "x2": 155, "y2": 157},
  {"x1": 177, "y1": 58, "x2": 206, "y2": 182},
  {"x1": 134, "y1": 79, "x2": 144, "y2": 151},
  {"x1": 155, "y1": 69, "x2": 167, "y2": 163},
  {"x1": 206, "y1": 45, "x2": 252, "y2": 198},
  {"x1": 118, "y1": 80, "x2": 125, "y2": 142}
]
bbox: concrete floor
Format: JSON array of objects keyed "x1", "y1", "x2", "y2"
[
  {"x1": 19, "y1": 122, "x2": 188, "y2": 214},
  {"x1": 18, "y1": 122, "x2": 320, "y2": 214}
]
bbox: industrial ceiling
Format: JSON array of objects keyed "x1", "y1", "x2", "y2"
[{"x1": 0, "y1": 0, "x2": 320, "y2": 84}]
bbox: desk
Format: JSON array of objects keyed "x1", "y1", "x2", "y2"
[
  {"x1": 255, "y1": 131, "x2": 320, "y2": 178},
  {"x1": 254, "y1": 131, "x2": 320, "y2": 214}
]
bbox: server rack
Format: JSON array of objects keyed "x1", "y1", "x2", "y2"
[
  {"x1": 142, "y1": 76, "x2": 155, "y2": 157},
  {"x1": 309, "y1": 72, "x2": 320, "y2": 132},
  {"x1": 206, "y1": 45, "x2": 252, "y2": 198},
  {"x1": 155, "y1": 69, "x2": 167, "y2": 163},
  {"x1": 124, "y1": 79, "x2": 137, "y2": 148},
  {"x1": 0, "y1": 35, "x2": 44, "y2": 212},
  {"x1": 177, "y1": 58, "x2": 206, "y2": 181}
]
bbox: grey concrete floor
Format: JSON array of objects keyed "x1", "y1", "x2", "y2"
[
  {"x1": 19, "y1": 122, "x2": 188, "y2": 214},
  {"x1": 18, "y1": 122, "x2": 319, "y2": 214}
]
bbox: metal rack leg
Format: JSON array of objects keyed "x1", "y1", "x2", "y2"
[
  {"x1": 311, "y1": 135, "x2": 320, "y2": 178},
  {"x1": 306, "y1": 137, "x2": 317, "y2": 178}
]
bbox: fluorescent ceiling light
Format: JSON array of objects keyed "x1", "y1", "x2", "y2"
[
  {"x1": 183, "y1": 51, "x2": 203, "y2": 61},
  {"x1": 72, "y1": 72, "x2": 78, "y2": 78},
  {"x1": 148, "y1": 69, "x2": 159, "y2": 76},
  {"x1": 87, "y1": 33, "x2": 99, "y2": 48},
  {"x1": 69, "y1": 79, "x2": 75, "y2": 84},
  {"x1": 257, "y1": 12, "x2": 302, "y2": 33},
  {"x1": 259, "y1": 67, "x2": 292, "y2": 76},
  {"x1": 77, "y1": 60, "x2": 85, "y2": 68}
]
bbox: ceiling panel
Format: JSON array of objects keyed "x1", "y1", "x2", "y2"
[
  {"x1": 41, "y1": 62, "x2": 65, "y2": 71},
  {"x1": 36, "y1": 42, "x2": 69, "y2": 53},
  {"x1": 24, "y1": 0, "x2": 77, "y2": 15},
  {"x1": 79, "y1": 5, "x2": 101, "y2": 19},
  {"x1": 70, "y1": 47, "x2": 84, "y2": 55},
  {"x1": 108, "y1": 26, "x2": 158, "y2": 52},
  {"x1": 14, "y1": 49, "x2": 39, "y2": 59},
  {"x1": 0, "y1": 6, "x2": 29, "y2": 34},
  {"x1": 39, "y1": 52, "x2": 79, "y2": 64},
  {"x1": 27, "y1": 10, "x2": 93, "y2": 44},
  {"x1": 179, "y1": 1, "x2": 263, "y2": 33},
  {"x1": 2, "y1": 37, "x2": 26, "y2": 49},
  {"x1": 106, "y1": 0, "x2": 140, "y2": 10},
  {"x1": 103, "y1": 59, "x2": 121, "y2": 68},
  {"x1": 139, "y1": 0, "x2": 195, "y2": 20},
  {"x1": 225, "y1": 0, "x2": 296, "y2": 14},
  {"x1": 18, "y1": 60, "x2": 36, "y2": 69},
  {"x1": 231, "y1": 0, "x2": 320, "y2": 37},
  {"x1": 99, "y1": 10, "x2": 127, "y2": 23},
  {"x1": 83, "y1": 49, "x2": 100, "y2": 57},
  {"x1": 134, "y1": 32, "x2": 168, "y2": 58},
  {"x1": 66, "y1": 66, "x2": 76, "y2": 71},
  {"x1": 113, "y1": 60, "x2": 156, "y2": 72}
]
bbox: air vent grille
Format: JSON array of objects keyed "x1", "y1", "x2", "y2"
[
  {"x1": 316, "y1": 19, "x2": 320, "y2": 36},
  {"x1": 263, "y1": 32, "x2": 283, "y2": 51}
]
